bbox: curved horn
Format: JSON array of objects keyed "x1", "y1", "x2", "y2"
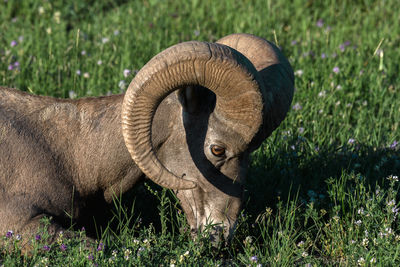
[
  {"x1": 121, "y1": 41, "x2": 264, "y2": 190},
  {"x1": 217, "y1": 33, "x2": 294, "y2": 147}
]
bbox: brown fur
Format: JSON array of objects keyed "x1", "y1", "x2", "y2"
[{"x1": 0, "y1": 86, "x2": 247, "y2": 248}]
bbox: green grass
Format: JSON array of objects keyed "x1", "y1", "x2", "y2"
[{"x1": 1, "y1": 0, "x2": 399, "y2": 265}]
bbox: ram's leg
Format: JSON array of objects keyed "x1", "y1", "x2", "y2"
[
  {"x1": 0, "y1": 209, "x2": 63, "y2": 252},
  {"x1": 0, "y1": 207, "x2": 94, "y2": 254}
]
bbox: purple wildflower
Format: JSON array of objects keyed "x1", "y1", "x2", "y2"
[
  {"x1": 43, "y1": 245, "x2": 51, "y2": 251},
  {"x1": 339, "y1": 41, "x2": 351, "y2": 52},
  {"x1": 81, "y1": 226, "x2": 86, "y2": 231},
  {"x1": 35, "y1": 234, "x2": 41, "y2": 241},
  {"x1": 76, "y1": 70, "x2": 81, "y2": 75},
  {"x1": 10, "y1": 40, "x2": 18, "y2": 47},
  {"x1": 298, "y1": 127, "x2": 305, "y2": 134},
  {"x1": 292, "y1": 102, "x2": 302, "y2": 111},
  {"x1": 6, "y1": 230, "x2": 13, "y2": 238},
  {"x1": 390, "y1": 141, "x2": 398, "y2": 149},
  {"x1": 291, "y1": 40, "x2": 298, "y2": 46},
  {"x1": 123, "y1": 69, "x2": 131, "y2": 78},
  {"x1": 333, "y1": 66, "x2": 340, "y2": 73},
  {"x1": 316, "y1": 19, "x2": 324, "y2": 27},
  {"x1": 348, "y1": 138, "x2": 355, "y2": 144},
  {"x1": 88, "y1": 254, "x2": 94, "y2": 260},
  {"x1": 97, "y1": 242, "x2": 104, "y2": 252},
  {"x1": 321, "y1": 53, "x2": 327, "y2": 59},
  {"x1": 8, "y1": 61, "x2": 20, "y2": 71},
  {"x1": 60, "y1": 244, "x2": 67, "y2": 251}
]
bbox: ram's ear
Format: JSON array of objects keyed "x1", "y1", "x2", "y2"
[{"x1": 178, "y1": 85, "x2": 216, "y2": 114}]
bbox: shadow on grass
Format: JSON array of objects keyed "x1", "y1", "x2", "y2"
[
  {"x1": 82, "y1": 138, "x2": 399, "y2": 240},
  {"x1": 246, "y1": 138, "x2": 400, "y2": 217}
]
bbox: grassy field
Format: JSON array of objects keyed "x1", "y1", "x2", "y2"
[{"x1": 1, "y1": 0, "x2": 399, "y2": 265}]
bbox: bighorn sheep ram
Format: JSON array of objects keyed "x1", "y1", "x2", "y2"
[{"x1": 0, "y1": 34, "x2": 293, "y2": 246}]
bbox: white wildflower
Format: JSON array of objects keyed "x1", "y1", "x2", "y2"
[
  {"x1": 69, "y1": 90, "x2": 77, "y2": 99},
  {"x1": 387, "y1": 175, "x2": 399, "y2": 182},
  {"x1": 124, "y1": 248, "x2": 131, "y2": 260},
  {"x1": 387, "y1": 199, "x2": 396, "y2": 207},
  {"x1": 318, "y1": 90, "x2": 326, "y2": 97},
  {"x1": 297, "y1": 240, "x2": 305, "y2": 247},
  {"x1": 118, "y1": 80, "x2": 127, "y2": 90},
  {"x1": 294, "y1": 69, "x2": 304, "y2": 76},
  {"x1": 53, "y1": 11, "x2": 61, "y2": 24}
]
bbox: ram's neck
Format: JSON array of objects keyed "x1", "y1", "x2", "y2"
[
  {"x1": 44, "y1": 93, "x2": 180, "y2": 202},
  {"x1": 71, "y1": 94, "x2": 141, "y2": 198}
]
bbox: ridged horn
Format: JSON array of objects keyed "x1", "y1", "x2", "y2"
[
  {"x1": 217, "y1": 33, "x2": 294, "y2": 147},
  {"x1": 121, "y1": 41, "x2": 264, "y2": 190}
]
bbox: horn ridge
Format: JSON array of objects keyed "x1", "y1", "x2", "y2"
[{"x1": 121, "y1": 41, "x2": 263, "y2": 190}]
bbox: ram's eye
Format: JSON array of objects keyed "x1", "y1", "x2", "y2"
[{"x1": 210, "y1": 145, "x2": 225, "y2": 157}]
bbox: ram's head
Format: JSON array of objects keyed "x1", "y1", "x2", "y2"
[{"x1": 122, "y1": 33, "x2": 294, "y2": 240}]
